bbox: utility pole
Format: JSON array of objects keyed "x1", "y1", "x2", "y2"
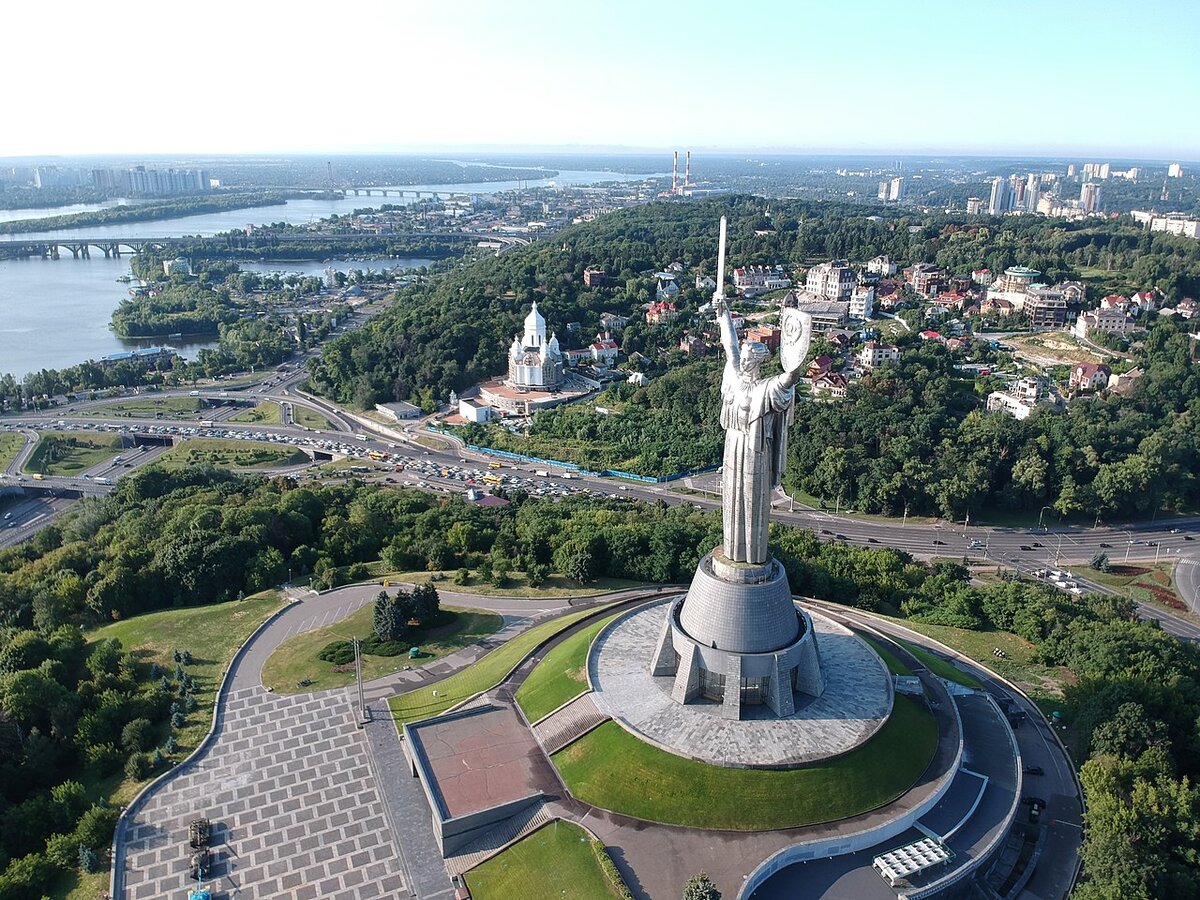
[{"x1": 353, "y1": 638, "x2": 366, "y2": 726}]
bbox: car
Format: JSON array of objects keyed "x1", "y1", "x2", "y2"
[
  {"x1": 820, "y1": 529, "x2": 832, "y2": 535},
  {"x1": 835, "y1": 533, "x2": 847, "y2": 540},
  {"x1": 1099, "y1": 542, "x2": 1112, "y2": 548},
  {"x1": 1023, "y1": 765, "x2": 1045, "y2": 776},
  {"x1": 1032, "y1": 542, "x2": 1043, "y2": 548},
  {"x1": 933, "y1": 539, "x2": 945, "y2": 545},
  {"x1": 867, "y1": 537, "x2": 879, "y2": 543},
  {"x1": 1187, "y1": 535, "x2": 1195, "y2": 541},
  {"x1": 1020, "y1": 544, "x2": 1034, "y2": 551},
  {"x1": 1171, "y1": 528, "x2": 1181, "y2": 534}
]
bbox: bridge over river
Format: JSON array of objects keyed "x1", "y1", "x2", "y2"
[{"x1": 0, "y1": 230, "x2": 530, "y2": 259}]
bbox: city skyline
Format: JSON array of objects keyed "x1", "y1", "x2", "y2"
[{"x1": 7, "y1": 0, "x2": 1199, "y2": 159}]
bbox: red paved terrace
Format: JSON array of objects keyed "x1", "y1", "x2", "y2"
[{"x1": 406, "y1": 704, "x2": 542, "y2": 819}]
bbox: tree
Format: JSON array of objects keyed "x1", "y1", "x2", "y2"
[
  {"x1": 682, "y1": 872, "x2": 721, "y2": 900},
  {"x1": 121, "y1": 718, "x2": 154, "y2": 753},
  {"x1": 1091, "y1": 551, "x2": 1111, "y2": 573}
]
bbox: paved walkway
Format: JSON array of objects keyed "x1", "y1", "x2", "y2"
[{"x1": 111, "y1": 580, "x2": 650, "y2": 899}]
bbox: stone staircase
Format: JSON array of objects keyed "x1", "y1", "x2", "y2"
[
  {"x1": 444, "y1": 802, "x2": 553, "y2": 876},
  {"x1": 532, "y1": 692, "x2": 609, "y2": 754}
]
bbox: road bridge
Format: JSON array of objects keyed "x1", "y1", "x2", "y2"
[{"x1": 0, "y1": 231, "x2": 529, "y2": 260}]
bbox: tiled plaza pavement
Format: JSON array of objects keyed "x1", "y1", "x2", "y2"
[{"x1": 120, "y1": 686, "x2": 408, "y2": 900}]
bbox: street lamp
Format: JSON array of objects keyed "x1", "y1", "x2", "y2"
[
  {"x1": 1038, "y1": 506, "x2": 1054, "y2": 530},
  {"x1": 1124, "y1": 530, "x2": 1133, "y2": 563}
]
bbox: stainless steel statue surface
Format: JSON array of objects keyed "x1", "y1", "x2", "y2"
[{"x1": 711, "y1": 218, "x2": 811, "y2": 566}]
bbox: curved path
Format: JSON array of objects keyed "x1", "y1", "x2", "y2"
[{"x1": 111, "y1": 582, "x2": 649, "y2": 900}]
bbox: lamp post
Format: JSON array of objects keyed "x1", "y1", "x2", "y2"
[
  {"x1": 1124, "y1": 530, "x2": 1133, "y2": 563},
  {"x1": 1038, "y1": 505, "x2": 1054, "y2": 530}
]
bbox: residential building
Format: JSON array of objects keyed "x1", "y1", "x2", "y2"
[
  {"x1": 1175, "y1": 298, "x2": 1197, "y2": 319},
  {"x1": 1131, "y1": 289, "x2": 1162, "y2": 311},
  {"x1": 162, "y1": 257, "x2": 192, "y2": 277},
  {"x1": 805, "y1": 260, "x2": 856, "y2": 300},
  {"x1": 811, "y1": 371, "x2": 849, "y2": 399},
  {"x1": 850, "y1": 284, "x2": 875, "y2": 319},
  {"x1": 966, "y1": 197, "x2": 984, "y2": 215},
  {"x1": 987, "y1": 377, "x2": 1049, "y2": 420},
  {"x1": 1143, "y1": 213, "x2": 1200, "y2": 239},
  {"x1": 695, "y1": 274, "x2": 717, "y2": 291},
  {"x1": 857, "y1": 341, "x2": 900, "y2": 370},
  {"x1": 1069, "y1": 362, "x2": 1111, "y2": 392},
  {"x1": 1168, "y1": 163, "x2": 1184, "y2": 178},
  {"x1": 888, "y1": 177, "x2": 905, "y2": 201},
  {"x1": 733, "y1": 264, "x2": 791, "y2": 294},
  {"x1": 783, "y1": 290, "x2": 849, "y2": 331},
  {"x1": 971, "y1": 268, "x2": 993, "y2": 286},
  {"x1": 599, "y1": 312, "x2": 628, "y2": 333},
  {"x1": 806, "y1": 355, "x2": 834, "y2": 378},
  {"x1": 988, "y1": 176, "x2": 1012, "y2": 215},
  {"x1": 905, "y1": 263, "x2": 944, "y2": 297},
  {"x1": 646, "y1": 301, "x2": 678, "y2": 325},
  {"x1": 589, "y1": 332, "x2": 620, "y2": 366},
  {"x1": 867, "y1": 255, "x2": 897, "y2": 276},
  {"x1": 1025, "y1": 286, "x2": 1068, "y2": 328},
  {"x1": 745, "y1": 324, "x2": 781, "y2": 352},
  {"x1": 1074, "y1": 309, "x2": 1135, "y2": 338},
  {"x1": 655, "y1": 273, "x2": 679, "y2": 300},
  {"x1": 679, "y1": 334, "x2": 707, "y2": 356},
  {"x1": 1025, "y1": 173, "x2": 1040, "y2": 212},
  {"x1": 994, "y1": 266, "x2": 1040, "y2": 294},
  {"x1": 583, "y1": 267, "x2": 609, "y2": 287},
  {"x1": 1080, "y1": 181, "x2": 1101, "y2": 213}
]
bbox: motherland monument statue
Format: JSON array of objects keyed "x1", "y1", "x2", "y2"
[{"x1": 651, "y1": 216, "x2": 824, "y2": 719}]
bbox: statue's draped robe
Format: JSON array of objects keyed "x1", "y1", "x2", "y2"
[{"x1": 720, "y1": 367, "x2": 794, "y2": 565}]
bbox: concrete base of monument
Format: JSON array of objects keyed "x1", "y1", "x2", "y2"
[{"x1": 589, "y1": 598, "x2": 895, "y2": 768}]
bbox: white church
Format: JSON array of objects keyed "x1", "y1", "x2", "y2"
[{"x1": 506, "y1": 301, "x2": 564, "y2": 392}]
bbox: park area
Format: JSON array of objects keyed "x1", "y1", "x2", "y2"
[
  {"x1": 152, "y1": 438, "x2": 307, "y2": 471},
  {"x1": 27, "y1": 431, "x2": 122, "y2": 475},
  {"x1": 261, "y1": 603, "x2": 502, "y2": 693}
]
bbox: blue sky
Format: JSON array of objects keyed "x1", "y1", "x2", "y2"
[{"x1": 6, "y1": 0, "x2": 1197, "y2": 159}]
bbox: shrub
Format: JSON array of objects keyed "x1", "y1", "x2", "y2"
[
  {"x1": 120, "y1": 718, "x2": 153, "y2": 753},
  {"x1": 124, "y1": 753, "x2": 151, "y2": 781},
  {"x1": 318, "y1": 640, "x2": 355, "y2": 665}
]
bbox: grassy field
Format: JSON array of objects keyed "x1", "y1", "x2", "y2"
[
  {"x1": 27, "y1": 431, "x2": 123, "y2": 475},
  {"x1": 465, "y1": 821, "x2": 627, "y2": 900},
  {"x1": 0, "y1": 432, "x2": 25, "y2": 470},
  {"x1": 293, "y1": 405, "x2": 335, "y2": 430},
  {"x1": 261, "y1": 604, "x2": 502, "y2": 694},
  {"x1": 895, "y1": 638, "x2": 984, "y2": 688},
  {"x1": 230, "y1": 401, "x2": 283, "y2": 425},
  {"x1": 90, "y1": 591, "x2": 286, "y2": 805},
  {"x1": 882, "y1": 618, "x2": 1070, "y2": 699},
  {"x1": 389, "y1": 606, "x2": 611, "y2": 725},
  {"x1": 75, "y1": 396, "x2": 203, "y2": 418},
  {"x1": 516, "y1": 613, "x2": 620, "y2": 722},
  {"x1": 859, "y1": 634, "x2": 913, "y2": 676},
  {"x1": 552, "y1": 694, "x2": 938, "y2": 830},
  {"x1": 381, "y1": 569, "x2": 644, "y2": 599},
  {"x1": 1083, "y1": 562, "x2": 1188, "y2": 611},
  {"x1": 152, "y1": 439, "x2": 308, "y2": 471}
]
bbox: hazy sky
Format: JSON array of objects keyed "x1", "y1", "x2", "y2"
[{"x1": 6, "y1": 0, "x2": 1198, "y2": 160}]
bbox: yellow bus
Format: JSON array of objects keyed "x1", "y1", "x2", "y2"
[
  {"x1": 482, "y1": 474, "x2": 502, "y2": 485},
  {"x1": 487, "y1": 461, "x2": 503, "y2": 469},
  {"x1": 367, "y1": 450, "x2": 387, "y2": 461}
]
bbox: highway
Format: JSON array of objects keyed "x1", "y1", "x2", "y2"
[{"x1": 3, "y1": 349, "x2": 1199, "y2": 638}]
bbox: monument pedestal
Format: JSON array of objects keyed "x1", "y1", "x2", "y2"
[{"x1": 651, "y1": 550, "x2": 824, "y2": 720}]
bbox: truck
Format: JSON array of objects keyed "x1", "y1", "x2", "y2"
[
  {"x1": 31, "y1": 473, "x2": 44, "y2": 480},
  {"x1": 95, "y1": 477, "x2": 112, "y2": 485},
  {"x1": 534, "y1": 469, "x2": 549, "y2": 477}
]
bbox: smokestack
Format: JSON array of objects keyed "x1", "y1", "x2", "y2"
[
  {"x1": 685, "y1": 150, "x2": 691, "y2": 189},
  {"x1": 672, "y1": 151, "x2": 678, "y2": 194}
]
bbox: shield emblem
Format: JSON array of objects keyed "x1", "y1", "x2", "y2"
[{"x1": 780, "y1": 308, "x2": 812, "y2": 374}]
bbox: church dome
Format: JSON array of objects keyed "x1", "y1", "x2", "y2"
[{"x1": 525, "y1": 301, "x2": 545, "y2": 337}]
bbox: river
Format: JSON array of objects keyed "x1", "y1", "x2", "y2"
[{"x1": 0, "y1": 170, "x2": 644, "y2": 379}]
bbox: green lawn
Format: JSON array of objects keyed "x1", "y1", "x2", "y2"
[
  {"x1": 895, "y1": 638, "x2": 984, "y2": 689},
  {"x1": 27, "y1": 431, "x2": 123, "y2": 475},
  {"x1": 1082, "y1": 562, "x2": 1188, "y2": 611},
  {"x1": 465, "y1": 821, "x2": 628, "y2": 900},
  {"x1": 884, "y1": 619, "x2": 1068, "y2": 698},
  {"x1": 152, "y1": 439, "x2": 308, "y2": 471},
  {"x1": 859, "y1": 634, "x2": 913, "y2": 675},
  {"x1": 552, "y1": 695, "x2": 938, "y2": 831},
  {"x1": 389, "y1": 606, "x2": 612, "y2": 724},
  {"x1": 75, "y1": 396, "x2": 203, "y2": 418},
  {"x1": 516, "y1": 614, "x2": 620, "y2": 722},
  {"x1": 261, "y1": 604, "x2": 502, "y2": 694},
  {"x1": 0, "y1": 432, "x2": 25, "y2": 470},
  {"x1": 229, "y1": 401, "x2": 283, "y2": 425},
  {"x1": 385, "y1": 569, "x2": 644, "y2": 599},
  {"x1": 293, "y1": 405, "x2": 336, "y2": 430}
]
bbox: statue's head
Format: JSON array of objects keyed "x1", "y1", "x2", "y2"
[{"x1": 739, "y1": 341, "x2": 770, "y2": 375}]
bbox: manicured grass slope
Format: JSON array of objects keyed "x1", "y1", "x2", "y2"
[
  {"x1": 389, "y1": 606, "x2": 609, "y2": 724},
  {"x1": 552, "y1": 694, "x2": 938, "y2": 831},
  {"x1": 261, "y1": 604, "x2": 501, "y2": 694},
  {"x1": 859, "y1": 634, "x2": 914, "y2": 676},
  {"x1": 896, "y1": 639, "x2": 984, "y2": 688},
  {"x1": 27, "y1": 431, "x2": 122, "y2": 475},
  {"x1": 152, "y1": 438, "x2": 307, "y2": 471},
  {"x1": 0, "y1": 432, "x2": 25, "y2": 470},
  {"x1": 465, "y1": 821, "x2": 626, "y2": 900},
  {"x1": 229, "y1": 401, "x2": 283, "y2": 424},
  {"x1": 516, "y1": 613, "x2": 620, "y2": 722}
]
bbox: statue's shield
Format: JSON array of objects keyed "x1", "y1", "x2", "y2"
[{"x1": 779, "y1": 308, "x2": 812, "y2": 374}]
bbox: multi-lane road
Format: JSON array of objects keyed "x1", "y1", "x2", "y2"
[{"x1": 3, "y1": 358, "x2": 1199, "y2": 638}]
